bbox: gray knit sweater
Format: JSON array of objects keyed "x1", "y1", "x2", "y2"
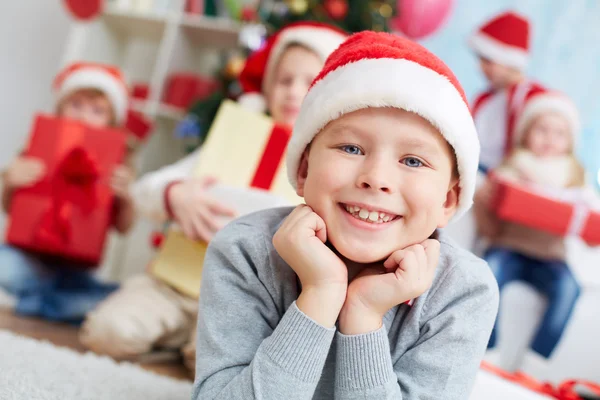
[{"x1": 192, "y1": 207, "x2": 499, "y2": 400}]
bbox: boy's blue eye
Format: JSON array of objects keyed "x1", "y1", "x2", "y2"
[
  {"x1": 402, "y1": 157, "x2": 423, "y2": 168},
  {"x1": 340, "y1": 145, "x2": 363, "y2": 155}
]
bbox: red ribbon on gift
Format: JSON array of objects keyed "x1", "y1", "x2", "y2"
[
  {"x1": 250, "y1": 124, "x2": 291, "y2": 190},
  {"x1": 481, "y1": 361, "x2": 600, "y2": 400},
  {"x1": 35, "y1": 146, "x2": 100, "y2": 247}
]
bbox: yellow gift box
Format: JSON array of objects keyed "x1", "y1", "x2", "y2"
[{"x1": 150, "y1": 100, "x2": 302, "y2": 298}]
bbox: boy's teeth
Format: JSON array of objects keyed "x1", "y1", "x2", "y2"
[{"x1": 344, "y1": 204, "x2": 395, "y2": 224}]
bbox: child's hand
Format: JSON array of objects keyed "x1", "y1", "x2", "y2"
[
  {"x1": 168, "y1": 177, "x2": 237, "y2": 242},
  {"x1": 339, "y1": 239, "x2": 440, "y2": 335},
  {"x1": 3, "y1": 156, "x2": 46, "y2": 189},
  {"x1": 273, "y1": 205, "x2": 348, "y2": 327},
  {"x1": 110, "y1": 165, "x2": 134, "y2": 200}
]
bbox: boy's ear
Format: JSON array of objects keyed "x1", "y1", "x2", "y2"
[
  {"x1": 295, "y1": 148, "x2": 310, "y2": 197},
  {"x1": 437, "y1": 179, "x2": 460, "y2": 228}
]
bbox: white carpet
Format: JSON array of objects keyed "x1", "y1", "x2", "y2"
[{"x1": 0, "y1": 330, "x2": 192, "y2": 400}]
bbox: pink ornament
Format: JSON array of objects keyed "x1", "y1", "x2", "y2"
[{"x1": 391, "y1": 0, "x2": 454, "y2": 40}]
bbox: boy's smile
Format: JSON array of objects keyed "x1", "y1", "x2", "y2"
[{"x1": 296, "y1": 107, "x2": 460, "y2": 264}]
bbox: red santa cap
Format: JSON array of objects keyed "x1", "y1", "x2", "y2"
[
  {"x1": 237, "y1": 22, "x2": 347, "y2": 113},
  {"x1": 53, "y1": 62, "x2": 129, "y2": 124},
  {"x1": 469, "y1": 11, "x2": 531, "y2": 71},
  {"x1": 287, "y1": 31, "x2": 479, "y2": 222},
  {"x1": 513, "y1": 89, "x2": 580, "y2": 146}
]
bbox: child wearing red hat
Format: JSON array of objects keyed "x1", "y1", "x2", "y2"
[
  {"x1": 475, "y1": 90, "x2": 592, "y2": 376},
  {"x1": 79, "y1": 22, "x2": 347, "y2": 373},
  {"x1": 469, "y1": 11, "x2": 546, "y2": 174},
  {"x1": 0, "y1": 62, "x2": 135, "y2": 322},
  {"x1": 192, "y1": 31, "x2": 498, "y2": 399}
]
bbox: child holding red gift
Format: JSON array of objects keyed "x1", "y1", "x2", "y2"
[
  {"x1": 474, "y1": 90, "x2": 588, "y2": 375},
  {"x1": 79, "y1": 22, "x2": 347, "y2": 372},
  {"x1": 192, "y1": 32, "x2": 499, "y2": 399},
  {"x1": 0, "y1": 62, "x2": 135, "y2": 323}
]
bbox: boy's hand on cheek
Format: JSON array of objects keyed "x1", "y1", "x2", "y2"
[
  {"x1": 273, "y1": 205, "x2": 348, "y2": 327},
  {"x1": 339, "y1": 239, "x2": 440, "y2": 335}
]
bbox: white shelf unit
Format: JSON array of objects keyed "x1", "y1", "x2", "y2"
[{"x1": 61, "y1": 0, "x2": 243, "y2": 280}]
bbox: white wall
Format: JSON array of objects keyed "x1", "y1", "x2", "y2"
[{"x1": 0, "y1": 3, "x2": 72, "y2": 232}]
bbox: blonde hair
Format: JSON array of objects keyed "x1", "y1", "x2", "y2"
[{"x1": 56, "y1": 88, "x2": 117, "y2": 127}]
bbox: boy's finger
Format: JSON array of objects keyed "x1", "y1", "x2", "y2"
[
  {"x1": 383, "y1": 249, "x2": 406, "y2": 269},
  {"x1": 423, "y1": 239, "x2": 441, "y2": 273},
  {"x1": 305, "y1": 212, "x2": 327, "y2": 243}
]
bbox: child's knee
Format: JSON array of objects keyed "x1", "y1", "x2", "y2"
[
  {"x1": 0, "y1": 245, "x2": 46, "y2": 292},
  {"x1": 80, "y1": 305, "x2": 154, "y2": 358}
]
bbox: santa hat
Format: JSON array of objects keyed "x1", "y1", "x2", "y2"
[
  {"x1": 287, "y1": 31, "x2": 479, "y2": 221},
  {"x1": 237, "y1": 22, "x2": 347, "y2": 113},
  {"x1": 53, "y1": 62, "x2": 129, "y2": 123},
  {"x1": 513, "y1": 89, "x2": 580, "y2": 146},
  {"x1": 469, "y1": 11, "x2": 530, "y2": 70}
]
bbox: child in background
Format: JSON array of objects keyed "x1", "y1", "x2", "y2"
[
  {"x1": 79, "y1": 22, "x2": 347, "y2": 373},
  {"x1": 469, "y1": 11, "x2": 545, "y2": 174},
  {"x1": 193, "y1": 32, "x2": 498, "y2": 400},
  {"x1": 474, "y1": 90, "x2": 585, "y2": 376},
  {"x1": 0, "y1": 62, "x2": 135, "y2": 323}
]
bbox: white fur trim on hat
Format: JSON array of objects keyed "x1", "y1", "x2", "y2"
[
  {"x1": 470, "y1": 32, "x2": 529, "y2": 70},
  {"x1": 262, "y1": 27, "x2": 346, "y2": 92},
  {"x1": 514, "y1": 94, "x2": 580, "y2": 145},
  {"x1": 287, "y1": 58, "x2": 480, "y2": 222},
  {"x1": 237, "y1": 92, "x2": 267, "y2": 113},
  {"x1": 56, "y1": 68, "x2": 128, "y2": 123}
]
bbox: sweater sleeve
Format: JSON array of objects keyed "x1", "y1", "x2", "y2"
[
  {"x1": 192, "y1": 223, "x2": 335, "y2": 400},
  {"x1": 334, "y1": 255, "x2": 499, "y2": 400},
  {"x1": 130, "y1": 148, "x2": 200, "y2": 222}
]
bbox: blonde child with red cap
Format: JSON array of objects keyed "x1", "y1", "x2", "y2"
[
  {"x1": 475, "y1": 90, "x2": 590, "y2": 376},
  {"x1": 79, "y1": 22, "x2": 347, "y2": 372},
  {"x1": 0, "y1": 62, "x2": 135, "y2": 322},
  {"x1": 192, "y1": 31, "x2": 498, "y2": 399}
]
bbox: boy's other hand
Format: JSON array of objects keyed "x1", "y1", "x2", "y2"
[
  {"x1": 168, "y1": 177, "x2": 237, "y2": 242},
  {"x1": 4, "y1": 156, "x2": 46, "y2": 189},
  {"x1": 339, "y1": 239, "x2": 440, "y2": 335},
  {"x1": 273, "y1": 205, "x2": 348, "y2": 327}
]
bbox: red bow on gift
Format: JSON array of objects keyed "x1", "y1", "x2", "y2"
[
  {"x1": 481, "y1": 361, "x2": 600, "y2": 400},
  {"x1": 35, "y1": 147, "x2": 100, "y2": 246}
]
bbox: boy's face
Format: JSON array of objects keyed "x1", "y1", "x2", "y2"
[
  {"x1": 479, "y1": 57, "x2": 522, "y2": 90},
  {"x1": 524, "y1": 112, "x2": 572, "y2": 157},
  {"x1": 296, "y1": 107, "x2": 459, "y2": 264},
  {"x1": 58, "y1": 89, "x2": 114, "y2": 128},
  {"x1": 267, "y1": 45, "x2": 322, "y2": 128}
]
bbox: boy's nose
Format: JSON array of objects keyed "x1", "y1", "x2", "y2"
[{"x1": 357, "y1": 164, "x2": 392, "y2": 193}]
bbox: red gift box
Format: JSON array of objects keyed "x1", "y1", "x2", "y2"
[
  {"x1": 5, "y1": 114, "x2": 126, "y2": 266},
  {"x1": 125, "y1": 109, "x2": 153, "y2": 141},
  {"x1": 163, "y1": 73, "x2": 219, "y2": 109},
  {"x1": 492, "y1": 178, "x2": 600, "y2": 245},
  {"x1": 131, "y1": 83, "x2": 150, "y2": 100}
]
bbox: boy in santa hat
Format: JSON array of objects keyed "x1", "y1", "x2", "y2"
[
  {"x1": 469, "y1": 11, "x2": 546, "y2": 175},
  {"x1": 192, "y1": 31, "x2": 498, "y2": 399},
  {"x1": 79, "y1": 22, "x2": 347, "y2": 373},
  {"x1": 0, "y1": 62, "x2": 135, "y2": 322},
  {"x1": 474, "y1": 90, "x2": 590, "y2": 377}
]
